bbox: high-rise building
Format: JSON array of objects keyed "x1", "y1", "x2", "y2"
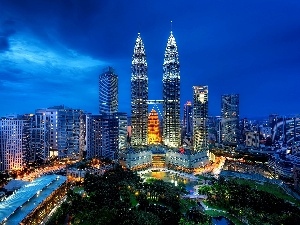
[
  {"x1": 221, "y1": 94, "x2": 239, "y2": 146},
  {"x1": 271, "y1": 116, "x2": 300, "y2": 146},
  {"x1": 99, "y1": 67, "x2": 118, "y2": 114},
  {"x1": 163, "y1": 31, "x2": 180, "y2": 148},
  {"x1": 148, "y1": 109, "x2": 162, "y2": 145},
  {"x1": 23, "y1": 113, "x2": 50, "y2": 163},
  {"x1": 183, "y1": 101, "x2": 193, "y2": 137},
  {"x1": 36, "y1": 106, "x2": 82, "y2": 159},
  {"x1": 83, "y1": 113, "x2": 122, "y2": 160},
  {"x1": 115, "y1": 112, "x2": 128, "y2": 151},
  {"x1": 0, "y1": 116, "x2": 28, "y2": 171},
  {"x1": 193, "y1": 86, "x2": 208, "y2": 151},
  {"x1": 131, "y1": 33, "x2": 148, "y2": 146}
]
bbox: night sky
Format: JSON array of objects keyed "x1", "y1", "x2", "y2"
[{"x1": 0, "y1": 0, "x2": 300, "y2": 118}]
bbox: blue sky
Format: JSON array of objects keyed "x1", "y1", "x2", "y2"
[{"x1": 0, "y1": 0, "x2": 300, "y2": 118}]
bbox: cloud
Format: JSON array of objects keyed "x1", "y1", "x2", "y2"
[
  {"x1": 0, "y1": 33, "x2": 108, "y2": 113},
  {"x1": 0, "y1": 19, "x2": 16, "y2": 52}
]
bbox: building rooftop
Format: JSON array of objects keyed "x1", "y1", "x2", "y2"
[{"x1": 0, "y1": 174, "x2": 66, "y2": 224}]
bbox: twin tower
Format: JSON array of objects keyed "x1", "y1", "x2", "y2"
[{"x1": 131, "y1": 31, "x2": 180, "y2": 148}]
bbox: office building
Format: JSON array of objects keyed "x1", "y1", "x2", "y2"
[
  {"x1": 23, "y1": 113, "x2": 50, "y2": 163},
  {"x1": 193, "y1": 86, "x2": 208, "y2": 151},
  {"x1": 183, "y1": 101, "x2": 193, "y2": 137},
  {"x1": 221, "y1": 94, "x2": 239, "y2": 146},
  {"x1": 82, "y1": 113, "x2": 126, "y2": 160},
  {"x1": 99, "y1": 67, "x2": 118, "y2": 114},
  {"x1": 131, "y1": 33, "x2": 148, "y2": 146},
  {"x1": 36, "y1": 106, "x2": 82, "y2": 159},
  {"x1": 163, "y1": 31, "x2": 180, "y2": 148},
  {"x1": 271, "y1": 116, "x2": 300, "y2": 146}
]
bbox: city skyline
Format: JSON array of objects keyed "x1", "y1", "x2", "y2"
[{"x1": 0, "y1": 0, "x2": 300, "y2": 118}]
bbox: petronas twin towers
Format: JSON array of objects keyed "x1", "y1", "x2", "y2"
[{"x1": 131, "y1": 31, "x2": 180, "y2": 148}]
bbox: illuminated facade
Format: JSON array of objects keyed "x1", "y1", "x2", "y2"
[
  {"x1": 131, "y1": 33, "x2": 148, "y2": 146},
  {"x1": 221, "y1": 94, "x2": 239, "y2": 146},
  {"x1": 23, "y1": 113, "x2": 50, "y2": 163},
  {"x1": 163, "y1": 31, "x2": 180, "y2": 147},
  {"x1": 36, "y1": 106, "x2": 83, "y2": 159},
  {"x1": 193, "y1": 86, "x2": 208, "y2": 151},
  {"x1": 99, "y1": 67, "x2": 118, "y2": 114},
  {"x1": 148, "y1": 109, "x2": 162, "y2": 145},
  {"x1": 0, "y1": 116, "x2": 27, "y2": 171}
]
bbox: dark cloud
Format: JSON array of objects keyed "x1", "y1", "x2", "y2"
[
  {"x1": 0, "y1": 19, "x2": 16, "y2": 52},
  {"x1": 0, "y1": 0, "x2": 300, "y2": 117}
]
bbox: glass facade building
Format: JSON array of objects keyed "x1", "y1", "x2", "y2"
[
  {"x1": 83, "y1": 113, "x2": 121, "y2": 160},
  {"x1": 221, "y1": 94, "x2": 239, "y2": 146},
  {"x1": 36, "y1": 106, "x2": 82, "y2": 159},
  {"x1": 131, "y1": 33, "x2": 148, "y2": 146},
  {"x1": 192, "y1": 86, "x2": 208, "y2": 151},
  {"x1": 23, "y1": 113, "x2": 50, "y2": 163},
  {"x1": 163, "y1": 31, "x2": 180, "y2": 148},
  {"x1": 183, "y1": 101, "x2": 193, "y2": 137},
  {"x1": 99, "y1": 67, "x2": 118, "y2": 114}
]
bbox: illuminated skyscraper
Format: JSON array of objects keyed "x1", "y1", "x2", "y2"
[
  {"x1": 163, "y1": 31, "x2": 180, "y2": 147},
  {"x1": 221, "y1": 94, "x2": 239, "y2": 146},
  {"x1": 99, "y1": 67, "x2": 118, "y2": 114},
  {"x1": 131, "y1": 33, "x2": 148, "y2": 146},
  {"x1": 193, "y1": 86, "x2": 208, "y2": 150}
]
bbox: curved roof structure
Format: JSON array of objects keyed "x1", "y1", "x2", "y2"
[{"x1": 0, "y1": 175, "x2": 66, "y2": 224}]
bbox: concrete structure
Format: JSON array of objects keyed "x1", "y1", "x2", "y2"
[
  {"x1": 192, "y1": 86, "x2": 208, "y2": 151},
  {"x1": 268, "y1": 150, "x2": 300, "y2": 178},
  {"x1": 245, "y1": 131, "x2": 260, "y2": 148},
  {"x1": 166, "y1": 149, "x2": 209, "y2": 170},
  {"x1": 293, "y1": 163, "x2": 300, "y2": 191},
  {"x1": 271, "y1": 116, "x2": 300, "y2": 146},
  {"x1": 119, "y1": 145, "x2": 209, "y2": 171},
  {"x1": 131, "y1": 33, "x2": 148, "y2": 146},
  {"x1": 163, "y1": 31, "x2": 181, "y2": 148},
  {"x1": 99, "y1": 67, "x2": 118, "y2": 114},
  {"x1": 119, "y1": 147, "x2": 152, "y2": 170}
]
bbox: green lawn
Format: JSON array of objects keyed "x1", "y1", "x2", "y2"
[{"x1": 235, "y1": 178, "x2": 300, "y2": 207}]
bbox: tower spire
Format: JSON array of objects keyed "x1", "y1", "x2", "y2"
[
  {"x1": 170, "y1": 20, "x2": 173, "y2": 34},
  {"x1": 162, "y1": 30, "x2": 180, "y2": 148},
  {"x1": 131, "y1": 33, "x2": 148, "y2": 146}
]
